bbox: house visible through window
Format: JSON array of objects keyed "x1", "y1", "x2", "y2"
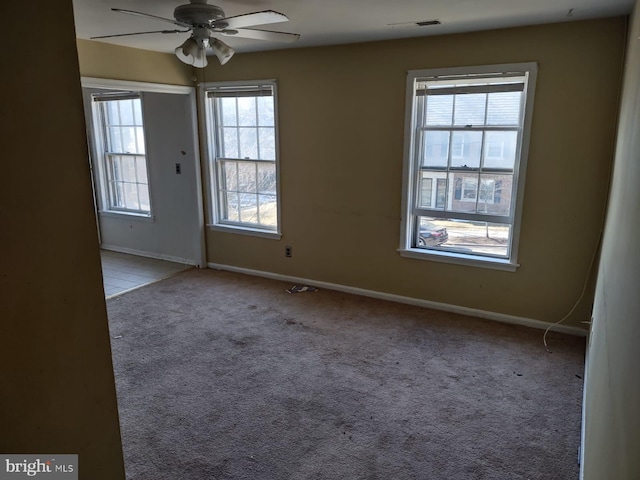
[
  {"x1": 401, "y1": 63, "x2": 537, "y2": 269},
  {"x1": 203, "y1": 81, "x2": 280, "y2": 235},
  {"x1": 420, "y1": 177, "x2": 433, "y2": 207},
  {"x1": 92, "y1": 93, "x2": 151, "y2": 216},
  {"x1": 435, "y1": 178, "x2": 447, "y2": 209}
]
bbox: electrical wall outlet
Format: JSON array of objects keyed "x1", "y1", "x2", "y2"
[
  {"x1": 175, "y1": 163, "x2": 182, "y2": 174},
  {"x1": 285, "y1": 245, "x2": 292, "y2": 257}
]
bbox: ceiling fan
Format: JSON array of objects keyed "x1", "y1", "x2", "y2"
[{"x1": 91, "y1": 0, "x2": 300, "y2": 67}]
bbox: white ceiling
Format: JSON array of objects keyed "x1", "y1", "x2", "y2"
[{"x1": 73, "y1": 0, "x2": 634, "y2": 54}]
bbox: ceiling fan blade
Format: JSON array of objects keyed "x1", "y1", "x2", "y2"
[
  {"x1": 91, "y1": 29, "x2": 189, "y2": 40},
  {"x1": 112, "y1": 8, "x2": 191, "y2": 28},
  {"x1": 214, "y1": 10, "x2": 289, "y2": 29},
  {"x1": 223, "y1": 28, "x2": 300, "y2": 43}
]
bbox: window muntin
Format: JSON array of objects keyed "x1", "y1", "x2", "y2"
[
  {"x1": 93, "y1": 94, "x2": 151, "y2": 215},
  {"x1": 402, "y1": 64, "x2": 536, "y2": 266},
  {"x1": 204, "y1": 82, "x2": 279, "y2": 233}
]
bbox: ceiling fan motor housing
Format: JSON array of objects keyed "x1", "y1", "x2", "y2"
[{"x1": 174, "y1": 0, "x2": 225, "y2": 26}]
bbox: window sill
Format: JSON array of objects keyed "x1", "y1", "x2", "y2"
[
  {"x1": 398, "y1": 247, "x2": 519, "y2": 272},
  {"x1": 207, "y1": 224, "x2": 282, "y2": 240},
  {"x1": 99, "y1": 210, "x2": 154, "y2": 222}
]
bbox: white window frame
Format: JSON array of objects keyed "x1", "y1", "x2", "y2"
[
  {"x1": 91, "y1": 92, "x2": 152, "y2": 218},
  {"x1": 200, "y1": 80, "x2": 281, "y2": 239},
  {"x1": 399, "y1": 63, "x2": 537, "y2": 271}
]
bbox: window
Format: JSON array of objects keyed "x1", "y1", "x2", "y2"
[
  {"x1": 486, "y1": 140, "x2": 505, "y2": 160},
  {"x1": 400, "y1": 63, "x2": 537, "y2": 269},
  {"x1": 92, "y1": 93, "x2": 151, "y2": 216},
  {"x1": 435, "y1": 178, "x2": 447, "y2": 209},
  {"x1": 419, "y1": 177, "x2": 433, "y2": 207},
  {"x1": 203, "y1": 81, "x2": 280, "y2": 235}
]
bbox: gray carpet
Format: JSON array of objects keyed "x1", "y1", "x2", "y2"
[{"x1": 106, "y1": 268, "x2": 585, "y2": 480}]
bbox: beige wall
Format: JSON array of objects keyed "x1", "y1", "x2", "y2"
[
  {"x1": 77, "y1": 38, "x2": 193, "y2": 85},
  {"x1": 201, "y1": 17, "x2": 625, "y2": 328},
  {"x1": 0, "y1": 2, "x2": 125, "y2": 478},
  {"x1": 583, "y1": 2, "x2": 640, "y2": 478}
]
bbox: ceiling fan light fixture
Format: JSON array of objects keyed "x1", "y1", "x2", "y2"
[
  {"x1": 211, "y1": 38, "x2": 235, "y2": 65},
  {"x1": 175, "y1": 37, "x2": 199, "y2": 65},
  {"x1": 175, "y1": 36, "x2": 208, "y2": 67},
  {"x1": 192, "y1": 46, "x2": 208, "y2": 68}
]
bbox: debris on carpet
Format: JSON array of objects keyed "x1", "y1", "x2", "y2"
[{"x1": 286, "y1": 285, "x2": 318, "y2": 294}]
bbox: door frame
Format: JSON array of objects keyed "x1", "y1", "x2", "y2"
[{"x1": 81, "y1": 77, "x2": 207, "y2": 268}]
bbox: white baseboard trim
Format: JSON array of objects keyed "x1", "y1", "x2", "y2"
[
  {"x1": 207, "y1": 262, "x2": 587, "y2": 337},
  {"x1": 101, "y1": 244, "x2": 196, "y2": 266}
]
